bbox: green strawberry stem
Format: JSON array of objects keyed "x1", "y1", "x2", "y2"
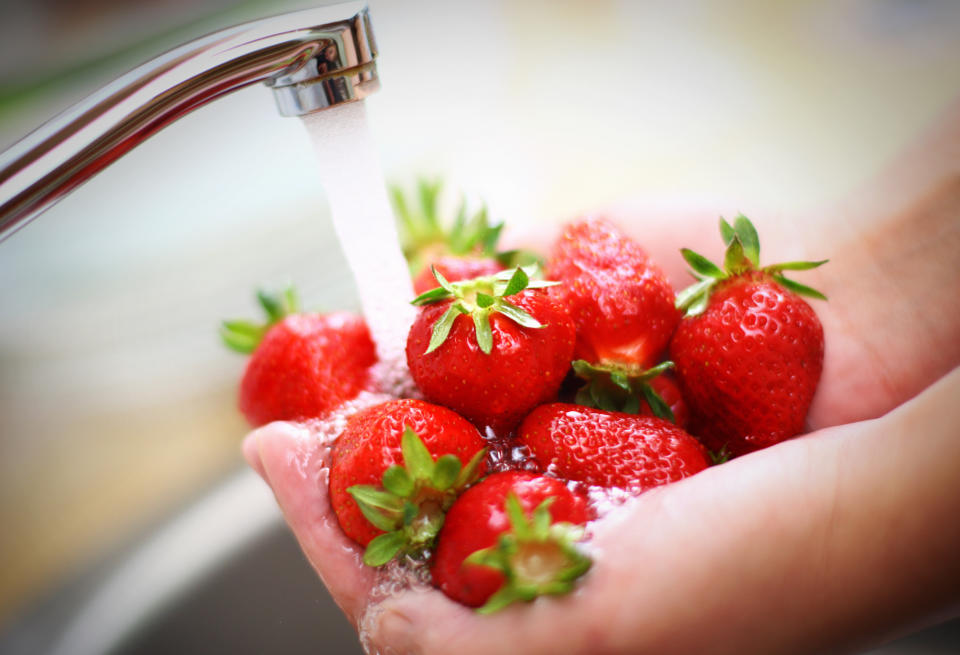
[
  {"x1": 220, "y1": 286, "x2": 300, "y2": 354},
  {"x1": 411, "y1": 265, "x2": 560, "y2": 355},
  {"x1": 390, "y1": 178, "x2": 504, "y2": 274},
  {"x1": 572, "y1": 359, "x2": 676, "y2": 422},
  {"x1": 676, "y1": 214, "x2": 829, "y2": 317},
  {"x1": 465, "y1": 493, "x2": 592, "y2": 614},
  {"x1": 348, "y1": 426, "x2": 486, "y2": 567}
]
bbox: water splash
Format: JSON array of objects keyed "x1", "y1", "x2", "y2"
[{"x1": 301, "y1": 102, "x2": 417, "y2": 397}]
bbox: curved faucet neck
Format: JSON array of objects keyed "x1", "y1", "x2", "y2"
[{"x1": 0, "y1": 2, "x2": 379, "y2": 242}]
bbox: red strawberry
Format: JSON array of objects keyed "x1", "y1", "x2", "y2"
[
  {"x1": 546, "y1": 217, "x2": 680, "y2": 369},
  {"x1": 431, "y1": 471, "x2": 591, "y2": 613},
  {"x1": 670, "y1": 214, "x2": 827, "y2": 456},
  {"x1": 406, "y1": 267, "x2": 575, "y2": 435},
  {"x1": 221, "y1": 288, "x2": 376, "y2": 426},
  {"x1": 517, "y1": 403, "x2": 709, "y2": 491},
  {"x1": 411, "y1": 255, "x2": 504, "y2": 295},
  {"x1": 329, "y1": 399, "x2": 487, "y2": 566}
]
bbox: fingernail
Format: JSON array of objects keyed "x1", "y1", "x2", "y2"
[{"x1": 371, "y1": 607, "x2": 416, "y2": 655}]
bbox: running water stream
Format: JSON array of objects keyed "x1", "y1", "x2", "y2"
[{"x1": 300, "y1": 102, "x2": 417, "y2": 396}]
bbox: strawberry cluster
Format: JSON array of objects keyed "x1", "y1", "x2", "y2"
[{"x1": 223, "y1": 183, "x2": 827, "y2": 614}]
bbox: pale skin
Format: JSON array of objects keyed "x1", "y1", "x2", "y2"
[{"x1": 243, "y1": 98, "x2": 960, "y2": 654}]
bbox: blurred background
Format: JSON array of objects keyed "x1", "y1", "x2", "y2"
[{"x1": 1, "y1": 0, "x2": 959, "y2": 653}]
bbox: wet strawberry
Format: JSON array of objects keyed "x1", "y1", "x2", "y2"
[
  {"x1": 431, "y1": 471, "x2": 591, "y2": 613},
  {"x1": 670, "y1": 214, "x2": 827, "y2": 456},
  {"x1": 407, "y1": 267, "x2": 575, "y2": 435},
  {"x1": 546, "y1": 216, "x2": 680, "y2": 369},
  {"x1": 329, "y1": 399, "x2": 487, "y2": 566},
  {"x1": 517, "y1": 403, "x2": 709, "y2": 492},
  {"x1": 221, "y1": 287, "x2": 376, "y2": 426}
]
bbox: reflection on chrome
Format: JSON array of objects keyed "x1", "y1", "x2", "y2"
[{"x1": 0, "y1": 2, "x2": 379, "y2": 241}]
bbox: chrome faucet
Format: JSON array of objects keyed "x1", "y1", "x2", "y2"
[{"x1": 0, "y1": 2, "x2": 378, "y2": 241}]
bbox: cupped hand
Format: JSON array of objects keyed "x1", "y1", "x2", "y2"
[
  {"x1": 243, "y1": 98, "x2": 960, "y2": 654},
  {"x1": 244, "y1": 367, "x2": 960, "y2": 655}
]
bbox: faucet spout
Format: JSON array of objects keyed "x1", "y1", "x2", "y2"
[{"x1": 0, "y1": 2, "x2": 378, "y2": 241}]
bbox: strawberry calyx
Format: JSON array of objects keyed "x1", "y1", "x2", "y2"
[
  {"x1": 348, "y1": 426, "x2": 486, "y2": 567},
  {"x1": 464, "y1": 493, "x2": 592, "y2": 614},
  {"x1": 391, "y1": 178, "x2": 504, "y2": 275},
  {"x1": 571, "y1": 359, "x2": 676, "y2": 422},
  {"x1": 676, "y1": 214, "x2": 829, "y2": 317},
  {"x1": 708, "y1": 444, "x2": 731, "y2": 465},
  {"x1": 220, "y1": 286, "x2": 300, "y2": 354},
  {"x1": 411, "y1": 266, "x2": 560, "y2": 355}
]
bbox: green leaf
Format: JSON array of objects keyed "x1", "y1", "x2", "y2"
[
  {"x1": 390, "y1": 184, "x2": 412, "y2": 226},
  {"x1": 363, "y1": 531, "x2": 406, "y2": 567},
  {"x1": 219, "y1": 321, "x2": 264, "y2": 354},
  {"x1": 709, "y1": 445, "x2": 731, "y2": 465},
  {"x1": 349, "y1": 492, "x2": 402, "y2": 532},
  {"x1": 281, "y1": 286, "x2": 300, "y2": 314},
  {"x1": 764, "y1": 259, "x2": 829, "y2": 273},
  {"x1": 505, "y1": 493, "x2": 532, "y2": 539},
  {"x1": 622, "y1": 394, "x2": 641, "y2": 414},
  {"x1": 464, "y1": 545, "x2": 504, "y2": 571},
  {"x1": 609, "y1": 371, "x2": 631, "y2": 392},
  {"x1": 574, "y1": 386, "x2": 593, "y2": 408},
  {"x1": 410, "y1": 286, "x2": 452, "y2": 306},
  {"x1": 476, "y1": 587, "x2": 523, "y2": 615},
  {"x1": 732, "y1": 214, "x2": 761, "y2": 267},
  {"x1": 348, "y1": 485, "x2": 404, "y2": 509},
  {"x1": 432, "y1": 455, "x2": 462, "y2": 491},
  {"x1": 425, "y1": 304, "x2": 462, "y2": 354},
  {"x1": 501, "y1": 267, "x2": 530, "y2": 297},
  {"x1": 495, "y1": 248, "x2": 544, "y2": 269},
  {"x1": 723, "y1": 237, "x2": 753, "y2": 275},
  {"x1": 639, "y1": 360, "x2": 674, "y2": 380},
  {"x1": 482, "y1": 221, "x2": 504, "y2": 255},
  {"x1": 772, "y1": 274, "x2": 827, "y2": 301},
  {"x1": 476, "y1": 292, "x2": 495, "y2": 308},
  {"x1": 382, "y1": 465, "x2": 414, "y2": 497},
  {"x1": 531, "y1": 500, "x2": 553, "y2": 539},
  {"x1": 432, "y1": 266, "x2": 455, "y2": 293},
  {"x1": 571, "y1": 359, "x2": 594, "y2": 378},
  {"x1": 681, "y1": 249, "x2": 725, "y2": 279},
  {"x1": 454, "y1": 448, "x2": 487, "y2": 488},
  {"x1": 418, "y1": 179, "x2": 441, "y2": 229},
  {"x1": 495, "y1": 300, "x2": 543, "y2": 328},
  {"x1": 257, "y1": 290, "x2": 285, "y2": 323},
  {"x1": 473, "y1": 310, "x2": 494, "y2": 354},
  {"x1": 686, "y1": 291, "x2": 711, "y2": 317},
  {"x1": 640, "y1": 383, "x2": 675, "y2": 423},
  {"x1": 719, "y1": 217, "x2": 736, "y2": 246},
  {"x1": 524, "y1": 279, "x2": 561, "y2": 289},
  {"x1": 675, "y1": 278, "x2": 715, "y2": 313},
  {"x1": 401, "y1": 500, "x2": 419, "y2": 526},
  {"x1": 450, "y1": 198, "x2": 468, "y2": 247},
  {"x1": 401, "y1": 427, "x2": 436, "y2": 480}
]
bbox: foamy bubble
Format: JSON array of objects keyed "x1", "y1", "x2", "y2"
[{"x1": 302, "y1": 390, "x2": 397, "y2": 448}]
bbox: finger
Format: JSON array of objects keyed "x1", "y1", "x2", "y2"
[
  {"x1": 361, "y1": 567, "x2": 604, "y2": 654},
  {"x1": 249, "y1": 421, "x2": 378, "y2": 625}
]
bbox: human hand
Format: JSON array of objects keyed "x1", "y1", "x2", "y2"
[{"x1": 243, "y1": 99, "x2": 960, "y2": 654}]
